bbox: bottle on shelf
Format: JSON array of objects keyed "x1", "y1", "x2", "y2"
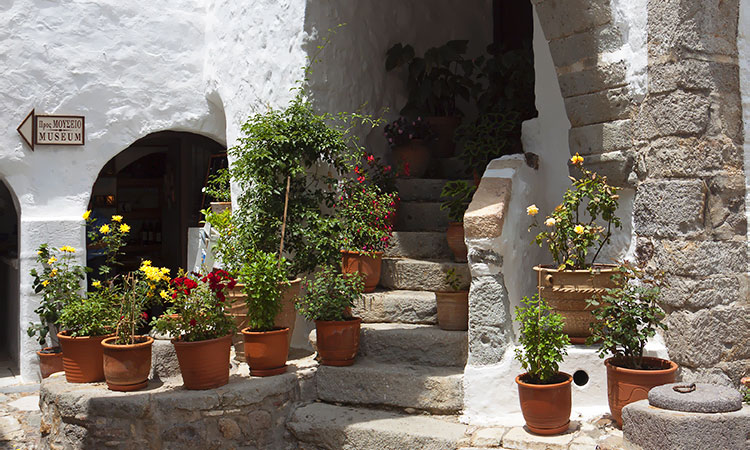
[{"x1": 155, "y1": 221, "x2": 162, "y2": 244}]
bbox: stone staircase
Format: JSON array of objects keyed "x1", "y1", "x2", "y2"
[{"x1": 289, "y1": 165, "x2": 473, "y2": 449}]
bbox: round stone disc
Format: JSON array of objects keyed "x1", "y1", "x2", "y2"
[{"x1": 648, "y1": 383, "x2": 742, "y2": 413}]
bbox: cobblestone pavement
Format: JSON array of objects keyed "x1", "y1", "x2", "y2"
[{"x1": 0, "y1": 387, "x2": 41, "y2": 450}]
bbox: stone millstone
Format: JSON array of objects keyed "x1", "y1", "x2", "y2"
[{"x1": 648, "y1": 383, "x2": 742, "y2": 413}]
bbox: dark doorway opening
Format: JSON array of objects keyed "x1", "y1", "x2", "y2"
[{"x1": 0, "y1": 180, "x2": 19, "y2": 376}]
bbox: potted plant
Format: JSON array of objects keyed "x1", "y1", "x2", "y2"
[
  {"x1": 296, "y1": 266, "x2": 364, "y2": 366},
  {"x1": 356, "y1": 152, "x2": 401, "y2": 226},
  {"x1": 514, "y1": 295, "x2": 572, "y2": 435},
  {"x1": 435, "y1": 269, "x2": 468, "y2": 331},
  {"x1": 528, "y1": 153, "x2": 622, "y2": 342},
  {"x1": 100, "y1": 260, "x2": 170, "y2": 391},
  {"x1": 337, "y1": 178, "x2": 397, "y2": 293},
  {"x1": 202, "y1": 167, "x2": 232, "y2": 213},
  {"x1": 151, "y1": 269, "x2": 237, "y2": 390},
  {"x1": 586, "y1": 263, "x2": 677, "y2": 427},
  {"x1": 455, "y1": 110, "x2": 521, "y2": 183},
  {"x1": 440, "y1": 180, "x2": 476, "y2": 263},
  {"x1": 383, "y1": 116, "x2": 434, "y2": 178}
]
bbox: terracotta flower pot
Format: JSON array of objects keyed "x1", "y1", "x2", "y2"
[
  {"x1": 37, "y1": 347, "x2": 63, "y2": 379},
  {"x1": 435, "y1": 291, "x2": 469, "y2": 331},
  {"x1": 209, "y1": 201, "x2": 232, "y2": 214},
  {"x1": 315, "y1": 318, "x2": 362, "y2": 366},
  {"x1": 172, "y1": 334, "x2": 232, "y2": 390},
  {"x1": 516, "y1": 372, "x2": 572, "y2": 435},
  {"x1": 57, "y1": 331, "x2": 112, "y2": 383},
  {"x1": 605, "y1": 356, "x2": 678, "y2": 427},
  {"x1": 341, "y1": 250, "x2": 382, "y2": 293},
  {"x1": 426, "y1": 116, "x2": 461, "y2": 158},
  {"x1": 446, "y1": 222, "x2": 468, "y2": 262},
  {"x1": 241, "y1": 327, "x2": 289, "y2": 377},
  {"x1": 101, "y1": 336, "x2": 154, "y2": 391},
  {"x1": 392, "y1": 139, "x2": 430, "y2": 178},
  {"x1": 534, "y1": 265, "x2": 617, "y2": 343}
]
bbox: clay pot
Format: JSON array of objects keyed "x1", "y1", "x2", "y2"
[
  {"x1": 426, "y1": 116, "x2": 461, "y2": 158},
  {"x1": 605, "y1": 356, "x2": 678, "y2": 427},
  {"x1": 37, "y1": 347, "x2": 63, "y2": 379},
  {"x1": 57, "y1": 331, "x2": 112, "y2": 383},
  {"x1": 172, "y1": 334, "x2": 232, "y2": 390},
  {"x1": 516, "y1": 372, "x2": 572, "y2": 435},
  {"x1": 315, "y1": 318, "x2": 362, "y2": 366},
  {"x1": 534, "y1": 265, "x2": 617, "y2": 343},
  {"x1": 435, "y1": 291, "x2": 469, "y2": 331},
  {"x1": 446, "y1": 222, "x2": 468, "y2": 262},
  {"x1": 241, "y1": 327, "x2": 289, "y2": 377},
  {"x1": 392, "y1": 139, "x2": 430, "y2": 178},
  {"x1": 101, "y1": 336, "x2": 154, "y2": 391},
  {"x1": 341, "y1": 250, "x2": 382, "y2": 293},
  {"x1": 209, "y1": 201, "x2": 232, "y2": 214}
]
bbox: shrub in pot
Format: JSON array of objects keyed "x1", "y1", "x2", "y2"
[
  {"x1": 296, "y1": 266, "x2": 364, "y2": 366},
  {"x1": 586, "y1": 263, "x2": 677, "y2": 427},
  {"x1": 383, "y1": 116, "x2": 434, "y2": 178},
  {"x1": 355, "y1": 151, "x2": 401, "y2": 226},
  {"x1": 202, "y1": 166, "x2": 232, "y2": 213},
  {"x1": 440, "y1": 180, "x2": 476, "y2": 263},
  {"x1": 514, "y1": 295, "x2": 572, "y2": 435},
  {"x1": 528, "y1": 153, "x2": 622, "y2": 342},
  {"x1": 435, "y1": 269, "x2": 468, "y2": 331}
]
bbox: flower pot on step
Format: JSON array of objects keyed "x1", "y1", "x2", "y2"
[
  {"x1": 516, "y1": 372, "x2": 572, "y2": 435},
  {"x1": 315, "y1": 318, "x2": 361, "y2": 366},
  {"x1": 57, "y1": 331, "x2": 112, "y2": 383},
  {"x1": 37, "y1": 347, "x2": 63, "y2": 379},
  {"x1": 605, "y1": 356, "x2": 678, "y2": 427},
  {"x1": 341, "y1": 250, "x2": 382, "y2": 293},
  {"x1": 101, "y1": 336, "x2": 154, "y2": 391},
  {"x1": 172, "y1": 334, "x2": 232, "y2": 390},
  {"x1": 392, "y1": 139, "x2": 430, "y2": 178},
  {"x1": 435, "y1": 291, "x2": 468, "y2": 331},
  {"x1": 446, "y1": 222, "x2": 468, "y2": 262},
  {"x1": 241, "y1": 327, "x2": 289, "y2": 376},
  {"x1": 209, "y1": 201, "x2": 232, "y2": 214},
  {"x1": 426, "y1": 116, "x2": 461, "y2": 158}
]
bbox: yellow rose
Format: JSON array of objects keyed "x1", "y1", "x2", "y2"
[
  {"x1": 526, "y1": 204, "x2": 539, "y2": 216},
  {"x1": 59, "y1": 245, "x2": 76, "y2": 253},
  {"x1": 82, "y1": 210, "x2": 91, "y2": 220},
  {"x1": 49, "y1": 269, "x2": 57, "y2": 277},
  {"x1": 99, "y1": 224, "x2": 111, "y2": 234},
  {"x1": 544, "y1": 218, "x2": 556, "y2": 227},
  {"x1": 142, "y1": 260, "x2": 152, "y2": 267},
  {"x1": 160, "y1": 290, "x2": 169, "y2": 300},
  {"x1": 111, "y1": 215, "x2": 123, "y2": 222},
  {"x1": 47, "y1": 256, "x2": 57, "y2": 265},
  {"x1": 119, "y1": 223, "x2": 131, "y2": 233},
  {"x1": 574, "y1": 225, "x2": 585, "y2": 235},
  {"x1": 92, "y1": 280, "x2": 102, "y2": 288},
  {"x1": 41, "y1": 280, "x2": 49, "y2": 287},
  {"x1": 570, "y1": 153, "x2": 584, "y2": 165}
]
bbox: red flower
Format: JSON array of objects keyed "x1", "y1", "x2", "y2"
[
  {"x1": 189, "y1": 319, "x2": 197, "y2": 327},
  {"x1": 404, "y1": 162, "x2": 411, "y2": 177},
  {"x1": 141, "y1": 312, "x2": 149, "y2": 320},
  {"x1": 367, "y1": 154, "x2": 375, "y2": 162}
]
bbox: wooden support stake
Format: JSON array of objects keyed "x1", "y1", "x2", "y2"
[{"x1": 279, "y1": 176, "x2": 291, "y2": 266}]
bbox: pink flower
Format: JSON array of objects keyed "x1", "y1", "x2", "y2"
[{"x1": 367, "y1": 155, "x2": 375, "y2": 162}]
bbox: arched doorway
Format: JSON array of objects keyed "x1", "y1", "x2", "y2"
[{"x1": 0, "y1": 179, "x2": 20, "y2": 381}]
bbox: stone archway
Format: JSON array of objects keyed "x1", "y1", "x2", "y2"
[{"x1": 0, "y1": 178, "x2": 20, "y2": 377}]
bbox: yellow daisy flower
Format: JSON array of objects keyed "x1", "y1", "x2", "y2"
[
  {"x1": 142, "y1": 260, "x2": 152, "y2": 267},
  {"x1": 59, "y1": 245, "x2": 76, "y2": 253},
  {"x1": 49, "y1": 269, "x2": 57, "y2": 277},
  {"x1": 119, "y1": 223, "x2": 131, "y2": 233},
  {"x1": 41, "y1": 280, "x2": 49, "y2": 287},
  {"x1": 47, "y1": 256, "x2": 57, "y2": 265},
  {"x1": 92, "y1": 280, "x2": 102, "y2": 288},
  {"x1": 83, "y1": 210, "x2": 91, "y2": 220},
  {"x1": 111, "y1": 215, "x2": 123, "y2": 222},
  {"x1": 99, "y1": 224, "x2": 111, "y2": 234},
  {"x1": 160, "y1": 290, "x2": 169, "y2": 300}
]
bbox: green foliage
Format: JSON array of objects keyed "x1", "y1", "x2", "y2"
[
  {"x1": 455, "y1": 111, "x2": 521, "y2": 174},
  {"x1": 741, "y1": 386, "x2": 750, "y2": 404},
  {"x1": 440, "y1": 180, "x2": 476, "y2": 223},
  {"x1": 529, "y1": 156, "x2": 622, "y2": 270},
  {"x1": 296, "y1": 265, "x2": 364, "y2": 322},
  {"x1": 337, "y1": 179, "x2": 397, "y2": 254},
  {"x1": 110, "y1": 261, "x2": 170, "y2": 345},
  {"x1": 514, "y1": 295, "x2": 570, "y2": 384},
  {"x1": 471, "y1": 43, "x2": 536, "y2": 119},
  {"x1": 58, "y1": 288, "x2": 117, "y2": 337},
  {"x1": 586, "y1": 263, "x2": 668, "y2": 370},
  {"x1": 355, "y1": 152, "x2": 400, "y2": 194},
  {"x1": 444, "y1": 268, "x2": 464, "y2": 292},
  {"x1": 383, "y1": 116, "x2": 434, "y2": 148},
  {"x1": 202, "y1": 167, "x2": 231, "y2": 203},
  {"x1": 85, "y1": 213, "x2": 131, "y2": 277},
  {"x1": 238, "y1": 251, "x2": 291, "y2": 331}
]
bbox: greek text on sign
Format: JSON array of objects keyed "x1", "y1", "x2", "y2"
[{"x1": 35, "y1": 115, "x2": 85, "y2": 145}]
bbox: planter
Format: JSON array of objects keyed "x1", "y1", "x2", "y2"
[
  {"x1": 534, "y1": 264, "x2": 617, "y2": 343},
  {"x1": 392, "y1": 139, "x2": 430, "y2": 178},
  {"x1": 101, "y1": 336, "x2": 154, "y2": 391},
  {"x1": 605, "y1": 356, "x2": 678, "y2": 427},
  {"x1": 37, "y1": 347, "x2": 63, "y2": 379},
  {"x1": 57, "y1": 331, "x2": 112, "y2": 383},
  {"x1": 172, "y1": 334, "x2": 232, "y2": 390},
  {"x1": 435, "y1": 291, "x2": 468, "y2": 331},
  {"x1": 241, "y1": 327, "x2": 289, "y2": 376},
  {"x1": 209, "y1": 201, "x2": 232, "y2": 214},
  {"x1": 426, "y1": 116, "x2": 461, "y2": 158},
  {"x1": 516, "y1": 372, "x2": 573, "y2": 435},
  {"x1": 341, "y1": 250, "x2": 382, "y2": 293},
  {"x1": 315, "y1": 317, "x2": 362, "y2": 366},
  {"x1": 446, "y1": 222, "x2": 468, "y2": 262}
]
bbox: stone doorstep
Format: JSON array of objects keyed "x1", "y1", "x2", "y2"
[
  {"x1": 380, "y1": 258, "x2": 470, "y2": 291},
  {"x1": 353, "y1": 289, "x2": 438, "y2": 325},
  {"x1": 396, "y1": 201, "x2": 450, "y2": 231},
  {"x1": 394, "y1": 178, "x2": 475, "y2": 202},
  {"x1": 385, "y1": 231, "x2": 452, "y2": 260},
  {"x1": 357, "y1": 323, "x2": 468, "y2": 367}
]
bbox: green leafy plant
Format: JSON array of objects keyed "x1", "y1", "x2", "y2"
[
  {"x1": 455, "y1": 111, "x2": 521, "y2": 174},
  {"x1": 355, "y1": 152, "x2": 401, "y2": 195},
  {"x1": 336, "y1": 178, "x2": 397, "y2": 254},
  {"x1": 296, "y1": 265, "x2": 364, "y2": 322},
  {"x1": 440, "y1": 180, "x2": 476, "y2": 223},
  {"x1": 110, "y1": 261, "x2": 171, "y2": 345},
  {"x1": 202, "y1": 167, "x2": 231, "y2": 203},
  {"x1": 514, "y1": 295, "x2": 570, "y2": 384},
  {"x1": 741, "y1": 385, "x2": 750, "y2": 404},
  {"x1": 57, "y1": 288, "x2": 117, "y2": 337},
  {"x1": 470, "y1": 43, "x2": 536, "y2": 120},
  {"x1": 383, "y1": 116, "x2": 434, "y2": 148},
  {"x1": 238, "y1": 251, "x2": 292, "y2": 331},
  {"x1": 586, "y1": 263, "x2": 668, "y2": 370},
  {"x1": 528, "y1": 154, "x2": 622, "y2": 270},
  {"x1": 85, "y1": 211, "x2": 131, "y2": 277},
  {"x1": 444, "y1": 268, "x2": 464, "y2": 292}
]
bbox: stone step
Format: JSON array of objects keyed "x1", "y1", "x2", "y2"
[
  {"x1": 395, "y1": 178, "x2": 473, "y2": 202},
  {"x1": 380, "y1": 258, "x2": 470, "y2": 291},
  {"x1": 288, "y1": 403, "x2": 469, "y2": 450},
  {"x1": 315, "y1": 358, "x2": 464, "y2": 414},
  {"x1": 384, "y1": 231, "x2": 451, "y2": 259},
  {"x1": 396, "y1": 201, "x2": 449, "y2": 231},
  {"x1": 352, "y1": 289, "x2": 438, "y2": 324},
  {"x1": 433, "y1": 157, "x2": 472, "y2": 180},
  {"x1": 359, "y1": 323, "x2": 467, "y2": 367}
]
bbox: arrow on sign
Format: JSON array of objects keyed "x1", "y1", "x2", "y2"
[{"x1": 17, "y1": 109, "x2": 34, "y2": 151}]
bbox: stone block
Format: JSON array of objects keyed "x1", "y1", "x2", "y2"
[
  {"x1": 659, "y1": 274, "x2": 750, "y2": 310},
  {"x1": 467, "y1": 274, "x2": 513, "y2": 366},
  {"x1": 569, "y1": 120, "x2": 633, "y2": 156},
  {"x1": 502, "y1": 425, "x2": 577, "y2": 450},
  {"x1": 649, "y1": 60, "x2": 739, "y2": 94},
  {"x1": 534, "y1": 0, "x2": 611, "y2": 40},
  {"x1": 380, "y1": 258, "x2": 470, "y2": 291},
  {"x1": 575, "y1": 150, "x2": 633, "y2": 187},
  {"x1": 633, "y1": 179, "x2": 706, "y2": 238},
  {"x1": 564, "y1": 87, "x2": 632, "y2": 128},
  {"x1": 548, "y1": 25, "x2": 623, "y2": 69},
  {"x1": 151, "y1": 338, "x2": 180, "y2": 380},
  {"x1": 643, "y1": 137, "x2": 743, "y2": 178},
  {"x1": 649, "y1": 238, "x2": 747, "y2": 277},
  {"x1": 464, "y1": 177, "x2": 511, "y2": 239},
  {"x1": 352, "y1": 289, "x2": 438, "y2": 324},
  {"x1": 396, "y1": 201, "x2": 449, "y2": 231},
  {"x1": 469, "y1": 426, "x2": 508, "y2": 447},
  {"x1": 358, "y1": 323, "x2": 467, "y2": 367},
  {"x1": 648, "y1": 383, "x2": 742, "y2": 413},
  {"x1": 635, "y1": 90, "x2": 710, "y2": 139},
  {"x1": 384, "y1": 231, "x2": 452, "y2": 260},
  {"x1": 558, "y1": 61, "x2": 627, "y2": 98}
]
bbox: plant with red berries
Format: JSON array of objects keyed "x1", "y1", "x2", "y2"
[
  {"x1": 336, "y1": 178, "x2": 397, "y2": 255},
  {"x1": 151, "y1": 269, "x2": 237, "y2": 342}
]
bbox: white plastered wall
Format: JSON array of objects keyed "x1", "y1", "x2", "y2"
[{"x1": 739, "y1": 0, "x2": 750, "y2": 253}]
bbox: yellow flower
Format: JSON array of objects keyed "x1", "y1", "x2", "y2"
[
  {"x1": 574, "y1": 225, "x2": 585, "y2": 235},
  {"x1": 545, "y1": 218, "x2": 556, "y2": 227},
  {"x1": 49, "y1": 269, "x2": 57, "y2": 277},
  {"x1": 149, "y1": 284, "x2": 156, "y2": 290},
  {"x1": 99, "y1": 224, "x2": 111, "y2": 234},
  {"x1": 111, "y1": 215, "x2": 123, "y2": 222},
  {"x1": 47, "y1": 256, "x2": 57, "y2": 265},
  {"x1": 119, "y1": 223, "x2": 131, "y2": 233},
  {"x1": 41, "y1": 280, "x2": 49, "y2": 287},
  {"x1": 36, "y1": 250, "x2": 42, "y2": 255},
  {"x1": 59, "y1": 245, "x2": 76, "y2": 253},
  {"x1": 142, "y1": 260, "x2": 152, "y2": 267},
  {"x1": 570, "y1": 153, "x2": 584, "y2": 165},
  {"x1": 526, "y1": 204, "x2": 539, "y2": 216},
  {"x1": 160, "y1": 290, "x2": 169, "y2": 300},
  {"x1": 82, "y1": 210, "x2": 91, "y2": 220},
  {"x1": 92, "y1": 280, "x2": 102, "y2": 288}
]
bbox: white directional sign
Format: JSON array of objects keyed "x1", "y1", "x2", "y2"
[{"x1": 17, "y1": 110, "x2": 85, "y2": 151}]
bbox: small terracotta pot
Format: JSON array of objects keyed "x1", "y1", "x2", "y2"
[
  {"x1": 101, "y1": 336, "x2": 154, "y2": 391},
  {"x1": 392, "y1": 139, "x2": 430, "y2": 178},
  {"x1": 57, "y1": 331, "x2": 112, "y2": 383},
  {"x1": 341, "y1": 250, "x2": 382, "y2": 293},
  {"x1": 172, "y1": 334, "x2": 232, "y2": 390},
  {"x1": 605, "y1": 356, "x2": 678, "y2": 427},
  {"x1": 516, "y1": 372, "x2": 572, "y2": 435},
  {"x1": 426, "y1": 116, "x2": 461, "y2": 158},
  {"x1": 37, "y1": 347, "x2": 63, "y2": 379},
  {"x1": 315, "y1": 318, "x2": 362, "y2": 366},
  {"x1": 209, "y1": 201, "x2": 232, "y2": 214},
  {"x1": 242, "y1": 327, "x2": 289, "y2": 377},
  {"x1": 435, "y1": 291, "x2": 469, "y2": 331},
  {"x1": 446, "y1": 222, "x2": 467, "y2": 262}
]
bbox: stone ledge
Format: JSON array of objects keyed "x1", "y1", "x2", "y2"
[{"x1": 464, "y1": 178, "x2": 512, "y2": 240}]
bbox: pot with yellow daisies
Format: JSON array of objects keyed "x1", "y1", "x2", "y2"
[{"x1": 527, "y1": 153, "x2": 621, "y2": 343}]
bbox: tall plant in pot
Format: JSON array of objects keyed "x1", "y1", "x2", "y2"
[
  {"x1": 202, "y1": 167, "x2": 232, "y2": 213},
  {"x1": 296, "y1": 266, "x2": 364, "y2": 366},
  {"x1": 586, "y1": 263, "x2": 677, "y2": 426},
  {"x1": 514, "y1": 295, "x2": 572, "y2": 435},
  {"x1": 528, "y1": 153, "x2": 622, "y2": 342},
  {"x1": 435, "y1": 269, "x2": 468, "y2": 331},
  {"x1": 440, "y1": 180, "x2": 476, "y2": 263},
  {"x1": 383, "y1": 116, "x2": 434, "y2": 178}
]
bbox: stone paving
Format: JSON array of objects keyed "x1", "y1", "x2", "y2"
[{"x1": 0, "y1": 388, "x2": 42, "y2": 450}]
